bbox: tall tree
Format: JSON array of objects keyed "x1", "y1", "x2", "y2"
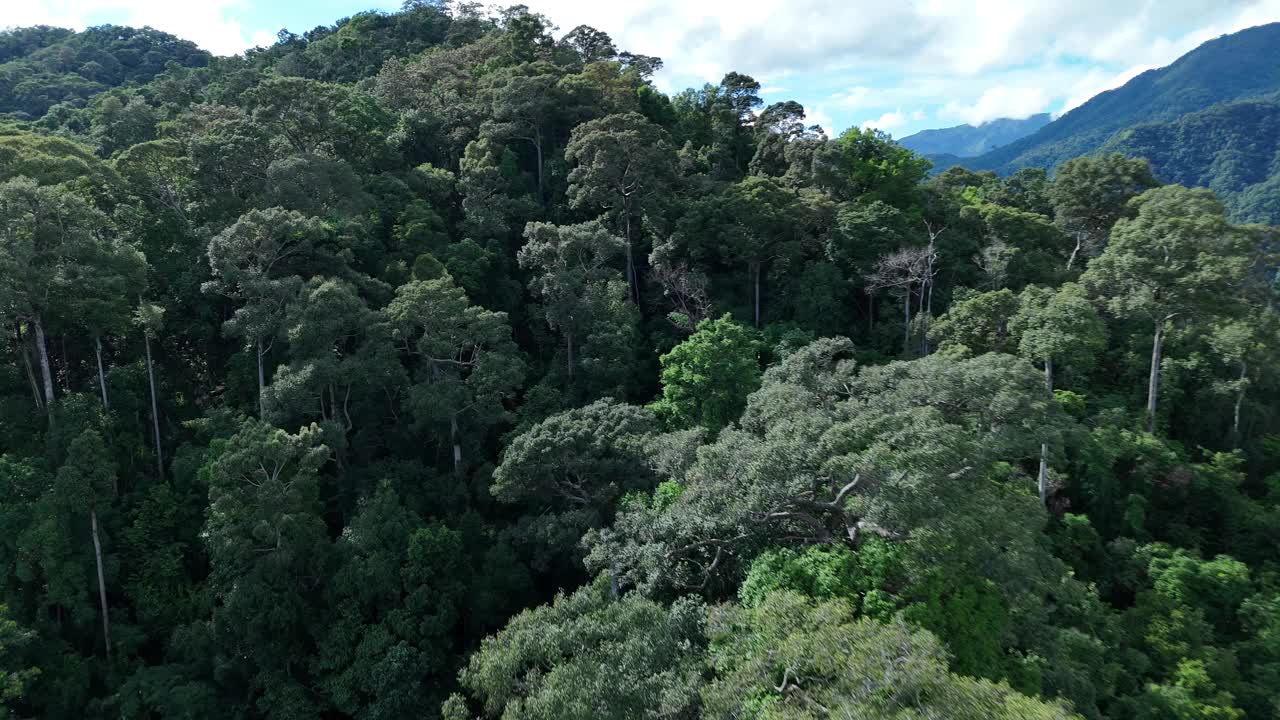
[
  {"x1": 480, "y1": 62, "x2": 561, "y2": 201},
  {"x1": 1049, "y1": 154, "x2": 1159, "y2": 271},
  {"x1": 1009, "y1": 283, "x2": 1106, "y2": 504},
  {"x1": 203, "y1": 419, "x2": 332, "y2": 717},
  {"x1": 135, "y1": 299, "x2": 165, "y2": 479},
  {"x1": 1082, "y1": 186, "x2": 1252, "y2": 433},
  {"x1": 55, "y1": 429, "x2": 117, "y2": 659},
  {"x1": 565, "y1": 112, "x2": 676, "y2": 302},
  {"x1": 518, "y1": 220, "x2": 624, "y2": 384},
  {"x1": 0, "y1": 178, "x2": 111, "y2": 411},
  {"x1": 385, "y1": 274, "x2": 525, "y2": 474},
  {"x1": 203, "y1": 208, "x2": 334, "y2": 417}
]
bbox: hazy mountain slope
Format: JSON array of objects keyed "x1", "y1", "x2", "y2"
[
  {"x1": 1100, "y1": 96, "x2": 1280, "y2": 223},
  {"x1": 964, "y1": 22, "x2": 1280, "y2": 173},
  {"x1": 898, "y1": 114, "x2": 1051, "y2": 157}
]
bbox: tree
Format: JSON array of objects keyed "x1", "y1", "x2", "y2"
[
  {"x1": 1207, "y1": 312, "x2": 1280, "y2": 445},
  {"x1": 480, "y1": 63, "x2": 561, "y2": 200},
  {"x1": 314, "y1": 484, "x2": 468, "y2": 719},
  {"x1": 649, "y1": 315, "x2": 761, "y2": 432},
  {"x1": 492, "y1": 399, "x2": 658, "y2": 518},
  {"x1": 721, "y1": 177, "x2": 808, "y2": 327},
  {"x1": 0, "y1": 177, "x2": 111, "y2": 411},
  {"x1": 929, "y1": 288, "x2": 1019, "y2": 356},
  {"x1": 1050, "y1": 154, "x2": 1159, "y2": 270},
  {"x1": 385, "y1": 274, "x2": 525, "y2": 474},
  {"x1": 814, "y1": 127, "x2": 930, "y2": 206},
  {"x1": 565, "y1": 112, "x2": 677, "y2": 302},
  {"x1": 1009, "y1": 283, "x2": 1106, "y2": 504},
  {"x1": 452, "y1": 575, "x2": 706, "y2": 720},
  {"x1": 57, "y1": 234, "x2": 147, "y2": 410},
  {"x1": 865, "y1": 246, "x2": 936, "y2": 355},
  {"x1": 202, "y1": 419, "x2": 332, "y2": 717},
  {"x1": 203, "y1": 208, "x2": 334, "y2": 417},
  {"x1": 703, "y1": 591, "x2": 1081, "y2": 720},
  {"x1": 54, "y1": 429, "x2": 117, "y2": 659},
  {"x1": 135, "y1": 299, "x2": 165, "y2": 479},
  {"x1": 1082, "y1": 186, "x2": 1252, "y2": 433},
  {"x1": 518, "y1": 220, "x2": 624, "y2": 384},
  {"x1": 591, "y1": 342, "x2": 1071, "y2": 600},
  {"x1": 0, "y1": 604, "x2": 39, "y2": 716}
]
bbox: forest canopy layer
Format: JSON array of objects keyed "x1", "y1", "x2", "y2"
[{"x1": 0, "y1": 4, "x2": 1278, "y2": 720}]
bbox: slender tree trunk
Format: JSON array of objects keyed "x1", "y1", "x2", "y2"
[
  {"x1": 902, "y1": 286, "x2": 912, "y2": 356},
  {"x1": 15, "y1": 323, "x2": 42, "y2": 409},
  {"x1": 867, "y1": 292, "x2": 875, "y2": 334},
  {"x1": 752, "y1": 261, "x2": 761, "y2": 328},
  {"x1": 623, "y1": 208, "x2": 638, "y2": 303},
  {"x1": 1066, "y1": 234, "x2": 1083, "y2": 272},
  {"x1": 1146, "y1": 318, "x2": 1165, "y2": 434},
  {"x1": 450, "y1": 415, "x2": 463, "y2": 475},
  {"x1": 94, "y1": 336, "x2": 110, "y2": 409},
  {"x1": 60, "y1": 334, "x2": 70, "y2": 394},
  {"x1": 32, "y1": 313, "x2": 55, "y2": 408},
  {"x1": 1232, "y1": 361, "x2": 1247, "y2": 446},
  {"x1": 256, "y1": 338, "x2": 267, "y2": 418},
  {"x1": 533, "y1": 129, "x2": 544, "y2": 204},
  {"x1": 1038, "y1": 357, "x2": 1054, "y2": 508},
  {"x1": 566, "y1": 330, "x2": 575, "y2": 383},
  {"x1": 143, "y1": 332, "x2": 164, "y2": 480},
  {"x1": 90, "y1": 508, "x2": 111, "y2": 660}
]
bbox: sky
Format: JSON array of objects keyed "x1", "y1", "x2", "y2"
[{"x1": 7, "y1": 0, "x2": 1280, "y2": 138}]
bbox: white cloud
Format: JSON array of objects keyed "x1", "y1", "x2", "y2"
[
  {"x1": 9, "y1": 0, "x2": 271, "y2": 56},
  {"x1": 806, "y1": 105, "x2": 834, "y2": 136},
  {"x1": 1057, "y1": 64, "x2": 1157, "y2": 116},
  {"x1": 860, "y1": 108, "x2": 926, "y2": 132},
  {"x1": 939, "y1": 86, "x2": 1051, "y2": 125},
  {"x1": 527, "y1": 0, "x2": 1280, "y2": 88},
  {"x1": 829, "y1": 86, "x2": 873, "y2": 109}
]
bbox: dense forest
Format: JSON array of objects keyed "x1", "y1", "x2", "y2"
[{"x1": 1, "y1": 3, "x2": 1279, "y2": 719}]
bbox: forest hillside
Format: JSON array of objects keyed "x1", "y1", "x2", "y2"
[{"x1": 0, "y1": 4, "x2": 1278, "y2": 720}]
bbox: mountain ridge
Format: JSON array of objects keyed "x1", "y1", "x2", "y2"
[{"x1": 898, "y1": 113, "x2": 1051, "y2": 158}]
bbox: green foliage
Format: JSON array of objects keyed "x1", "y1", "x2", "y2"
[
  {"x1": 456, "y1": 575, "x2": 706, "y2": 720},
  {"x1": 703, "y1": 591, "x2": 1081, "y2": 720},
  {"x1": 650, "y1": 315, "x2": 761, "y2": 432},
  {"x1": 0, "y1": 7, "x2": 1275, "y2": 719},
  {"x1": 0, "y1": 25, "x2": 207, "y2": 119}
]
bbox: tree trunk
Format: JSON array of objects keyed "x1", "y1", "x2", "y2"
[
  {"x1": 534, "y1": 129, "x2": 544, "y2": 204},
  {"x1": 902, "y1": 286, "x2": 912, "y2": 356},
  {"x1": 752, "y1": 261, "x2": 761, "y2": 329},
  {"x1": 90, "y1": 508, "x2": 111, "y2": 660},
  {"x1": 94, "y1": 336, "x2": 110, "y2": 409},
  {"x1": 867, "y1": 292, "x2": 875, "y2": 334},
  {"x1": 32, "y1": 313, "x2": 55, "y2": 409},
  {"x1": 144, "y1": 332, "x2": 164, "y2": 481},
  {"x1": 1066, "y1": 234, "x2": 1083, "y2": 272},
  {"x1": 451, "y1": 414, "x2": 462, "y2": 476},
  {"x1": 1232, "y1": 361, "x2": 1246, "y2": 447},
  {"x1": 256, "y1": 338, "x2": 267, "y2": 418},
  {"x1": 566, "y1": 330, "x2": 575, "y2": 383},
  {"x1": 1146, "y1": 318, "x2": 1165, "y2": 434},
  {"x1": 15, "y1": 323, "x2": 42, "y2": 410},
  {"x1": 1038, "y1": 357, "x2": 1054, "y2": 508},
  {"x1": 623, "y1": 208, "x2": 638, "y2": 303}
]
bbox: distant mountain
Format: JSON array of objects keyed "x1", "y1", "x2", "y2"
[
  {"x1": 0, "y1": 25, "x2": 209, "y2": 119},
  {"x1": 963, "y1": 22, "x2": 1280, "y2": 176},
  {"x1": 898, "y1": 114, "x2": 1051, "y2": 158},
  {"x1": 1100, "y1": 96, "x2": 1280, "y2": 223}
]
